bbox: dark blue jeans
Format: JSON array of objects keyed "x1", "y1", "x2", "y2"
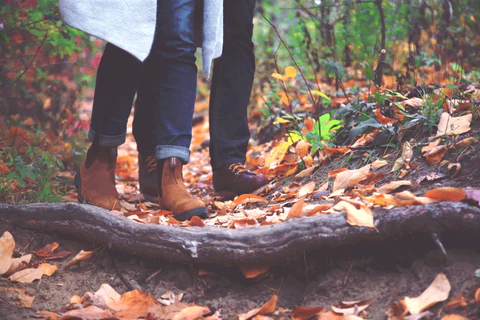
[
  {"x1": 134, "y1": 0, "x2": 256, "y2": 170},
  {"x1": 89, "y1": 0, "x2": 197, "y2": 163}
]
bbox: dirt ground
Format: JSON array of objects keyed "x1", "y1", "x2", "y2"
[{"x1": 1, "y1": 218, "x2": 479, "y2": 319}]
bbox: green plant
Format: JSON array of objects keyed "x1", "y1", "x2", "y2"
[{"x1": 0, "y1": 142, "x2": 65, "y2": 203}]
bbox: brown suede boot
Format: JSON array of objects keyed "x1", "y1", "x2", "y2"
[
  {"x1": 75, "y1": 145, "x2": 121, "y2": 211},
  {"x1": 157, "y1": 157, "x2": 207, "y2": 220}
]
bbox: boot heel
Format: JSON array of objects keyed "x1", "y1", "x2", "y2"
[{"x1": 213, "y1": 190, "x2": 238, "y2": 201}]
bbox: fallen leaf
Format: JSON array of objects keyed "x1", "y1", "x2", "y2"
[
  {"x1": 444, "y1": 294, "x2": 468, "y2": 312},
  {"x1": 396, "y1": 191, "x2": 438, "y2": 205},
  {"x1": 440, "y1": 315, "x2": 469, "y2": 320},
  {"x1": 331, "y1": 300, "x2": 370, "y2": 316},
  {"x1": 332, "y1": 201, "x2": 375, "y2": 229},
  {"x1": 33, "y1": 242, "x2": 71, "y2": 260},
  {"x1": 298, "y1": 181, "x2": 315, "y2": 198},
  {"x1": 172, "y1": 306, "x2": 211, "y2": 320},
  {"x1": 239, "y1": 295, "x2": 278, "y2": 320},
  {"x1": 189, "y1": 216, "x2": 205, "y2": 227},
  {"x1": 403, "y1": 273, "x2": 451, "y2": 314},
  {"x1": 64, "y1": 250, "x2": 94, "y2": 269},
  {"x1": 424, "y1": 145, "x2": 449, "y2": 164},
  {"x1": 231, "y1": 194, "x2": 268, "y2": 208},
  {"x1": 0, "y1": 286, "x2": 35, "y2": 308},
  {"x1": 9, "y1": 267, "x2": 44, "y2": 283},
  {"x1": 296, "y1": 140, "x2": 311, "y2": 158},
  {"x1": 363, "y1": 193, "x2": 407, "y2": 207},
  {"x1": 401, "y1": 97, "x2": 424, "y2": 108},
  {"x1": 454, "y1": 137, "x2": 477, "y2": 148},
  {"x1": 286, "y1": 197, "x2": 306, "y2": 220},
  {"x1": 393, "y1": 142, "x2": 413, "y2": 172},
  {"x1": 425, "y1": 187, "x2": 466, "y2": 202},
  {"x1": 39, "y1": 263, "x2": 58, "y2": 276},
  {"x1": 421, "y1": 139, "x2": 441, "y2": 153},
  {"x1": 447, "y1": 163, "x2": 461, "y2": 177},
  {"x1": 36, "y1": 311, "x2": 60, "y2": 320},
  {"x1": 328, "y1": 168, "x2": 349, "y2": 178},
  {"x1": 376, "y1": 181, "x2": 412, "y2": 194},
  {"x1": 475, "y1": 288, "x2": 480, "y2": 303},
  {"x1": 295, "y1": 166, "x2": 317, "y2": 178},
  {"x1": 305, "y1": 203, "x2": 334, "y2": 216},
  {"x1": 60, "y1": 305, "x2": 113, "y2": 319},
  {"x1": 436, "y1": 113, "x2": 472, "y2": 136},
  {"x1": 333, "y1": 165, "x2": 371, "y2": 191},
  {"x1": 265, "y1": 141, "x2": 291, "y2": 168},
  {"x1": 371, "y1": 159, "x2": 389, "y2": 170},
  {"x1": 239, "y1": 265, "x2": 269, "y2": 279},
  {"x1": 0, "y1": 231, "x2": 15, "y2": 275},
  {"x1": 5, "y1": 254, "x2": 32, "y2": 276},
  {"x1": 292, "y1": 306, "x2": 326, "y2": 320},
  {"x1": 404, "y1": 310, "x2": 434, "y2": 320},
  {"x1": 109, "y1": 289, "x2": 159, "y2": 318}
]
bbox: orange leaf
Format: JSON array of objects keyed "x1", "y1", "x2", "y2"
[
  {"x1": 33, "y1": 242, "x2": 71, "y2": 260},
  {"x1": 64, "y1": 250, "x2": 94, "y2": 269},
  {"x1": 189, "y1": 216, "x2": 205, "y2": 227},
  {"x1": 376, "y1": 180, "x2": 412, "y2": 194},
  {"x1": 331, "y1": 201, "x2": 375, "y2": 229},
  {"x1": 444, "y1": 294, "x2": 469, "y2": 312},
  {"x1": 425, "y1": 187, "x2": 466, "y2": 202},
  {"x1": 455, "y1": 137, "x2": 477, "y2": 148},
  {"x1": 109, "y1": 289, "x2": 158, "y2": 318},
  {"x1": 436, "y1": 112, "x2": 472, "y2": 136},
  {"x1": 304, "y1": 118, "x2": 315, "y2": 131},
  {"x1": 440, "y1": 315, "x2": 470, "y2": 320},
  {"x1": 239, "y1": 295, "x2": 278, "y2": 320},
  {"x1": 239, "y1": 265, "x2": 269, "y2": 279},
  {"x1": 324, "y1": 146, "x2": 350, "y2": 157},
  {"x1": 305, "y1": 203, "x2": 333, "y2": 216},
  {"x1": 328, "y1": 168, "x2": 349, "y2": 178},
  {"x1": 172, "y1": 306, "x2": 211, "y2": 320},
  {"x1": 475, "y1": 288, "x2": 480, "y2": 303},
  {"x1": 375, "y1": 108, "x2": 396, "y2": 124},
  {"x1": 231, "y1": 194, "x2": 268, "y2": 208},
  {"x1": 333, "y1": 165, "x2": 371, "y2": 191},
  {"x1": 295, "y1": 140, "x2": 311, "y2": 158},
  {"x1": 286, "y1": 197, "x2": 305, "y2": 220},
  {"x1": 0, "y1": 231, "x2": 15, "y2": 275},
  {"x1": 292, "y1": 306, "x2": 326, "y2": 320},
  {"x1": 424, "y1": 145, "x2": 449, "y2": 164},
  {"x1": 298, "y1": 181, "x2": 315, "y2": 198},
  {"x1": 60, "y1": 306, "x2": 113, "y2": 319}
]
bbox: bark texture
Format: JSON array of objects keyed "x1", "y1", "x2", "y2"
[{"x1": 0, "y1": 202, "x2": 479, "y2": 264}]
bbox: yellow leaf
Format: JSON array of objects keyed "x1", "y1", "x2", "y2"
[
  {"x1": 311, "y1": 90, "x2": 331, "y2": 101},
  {"x1": 271, "y1": 73, "x2": 286, "y2": 81},
  {"x1": 403, "y1": 273, "x2": 451, "y2": 314},
  {"x1": 285, "y1": 66, "x2": 297, "y2": 78},
  {"x1": 265, "y1": 141, "x2": 291, "y2": 168},
  {"x1": 273, "y1": 117, "x2": 290, "y2": 125},
  {"x1": 39, "y1": 263, "x2": 58, "y2": 276}
]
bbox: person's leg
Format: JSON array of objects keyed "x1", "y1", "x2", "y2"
[
  {"x1": 76, "y1": 43, "x2": 141, "y2": 210},
  {"x1": 210, "y1": 0, "x2": 268, "y2": 198},
  {"x1": 145, "y1": 0, "x2": 206, "y2": 219}
]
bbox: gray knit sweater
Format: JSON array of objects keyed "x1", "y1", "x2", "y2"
[{"x1": 59, "y1": 0, "x2": 223, "y2": 78}]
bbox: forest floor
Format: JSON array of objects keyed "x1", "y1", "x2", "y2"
[{"x1": 1, "y1": 78, "x2": 480, "y2": 319}]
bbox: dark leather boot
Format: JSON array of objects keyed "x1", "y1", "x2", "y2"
[
  {"x1": 157, "y1": 157, "x2": 208, "y2": 221},
  {"x1": 212, "y1": 163, "x2": 269, "y2": 200},
  {"x1": 138, "y1": 153, "x2": 158, "y2": 202},
  {"x1": 75, "y1": 144, "x2": 121, "y2": 211}
]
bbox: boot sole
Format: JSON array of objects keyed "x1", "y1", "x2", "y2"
[
  {"x1": 174, "y1": 207, "x2": 208, "y2": 221},
  {"x1": 214, "y1": 184, "x2": 268, "y2": 201}
]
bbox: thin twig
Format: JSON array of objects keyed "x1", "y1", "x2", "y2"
[{"x1": 11, "y1": 34, "x2": 47, "y2": 87}]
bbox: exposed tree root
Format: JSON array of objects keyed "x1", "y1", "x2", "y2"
[{"x1": 0, "y1": 202, "x2": 479, "y2": 264}]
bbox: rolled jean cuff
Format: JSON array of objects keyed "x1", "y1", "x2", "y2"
[
  {"x1": 88, "y1": 128, "x2": 126, "y2": 147},
  {"x1": 155, "y1": 145, "x2": 190, "y2": 164}
]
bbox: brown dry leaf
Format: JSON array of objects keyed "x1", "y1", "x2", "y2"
[
  {"x1": 231, "y1": 194, "x2": 268, "y2": 208},
  {"x1": 440, "y1": 315, "x2": 469, "y2": 320},
  {"x1": 39, "y1": 263, "x2": 58, "y2": 276},
  {"x1": 333, "y1": 201, "x2": 375, "y2": 229},
  {"x1": 295, "y1": 166, "x2": 317, "y2": 178},
  {"x1": 396, "y1": 191, "x2": 438, "y2": 205},
  {"x1": 436, "y1": 112, "x2": 472, "y2": 136},
  {"x1": 475, "y1": 288, "x2": 480, "y2": 303},
  {"x1": 298, "y1": 181, "x2": 316, "y2": 198},
  {"x1": 0, "y1": 286, "x2": 35, "y2": 308},
  {"x1": 9, "y1": 267, "x2": 44, "y2": 283},
  {"x1": 401, "y1": 97, "x2": 424, "y2": 108},
  {"x1": 189, "y1": 216, "x2": 205, "y2": 227},
  {"x1": 64, "y1": 250, "x2": 94, "y2": 269},
  {"x1": 305, "y1": 203, "x2": 334, "y2": 216},
  {"x1": 424, "y1": 145, "x2": 449, "y2": 165},
  {"x1": 93, "y1": 284, "x2": 121, "y2": 305},
  {"x1": 393, "y1": 142, "x2": 413, "y2": 172},
  {"x1": 447, "y1": 163, "x2": 461, "y2": 177},
  {"x1": 421, "y1": 139, "x2": 441, "y2": 153},
  {"x1": 363, "y1": 193, "x2": 407, "y2": 207},
  {"x1": 238, "y1": 295, "x2": 278, "y2": 320},
  {"x1": 5, "y1": 254, "x2": 32, "y2": 276},
  {"x1": 328, "y1": 168, "x2": 349, "y2": 178},
  {"x1": 286, "y1": 197, "x2": 306, "y2": 220},
  {"x1": 331, "y1": 300, "x2": 370, "y2": 316},
  {"x1": 371, "y1": 159, "x2": 389, "y2": 170},
  {"x1": 0, "y1": 231, "x2": 15, "y2": 275},
  {"x1": 304, "y1": 118, "x2": 315, "y2": 131},
  {"x1": 302, "y1": 154, "x2": 313, "y2": 167},
  {"x1": 296, "y1": 140, "x2": 311, "y2": 158},
  {"x1": 292, "y1": 306, "x2": 326, "y2": 320},
  {"x1": 333, "y1": 165, "x2": 371, "y2": 191},
  {"x1": 239, "y1": 265, "x2": 269, "y2": 279},
  {"x1": 36, "y1": 311, "x2": 60, "y2": 320},
  {"x1": 454, "y1": 137, "x2": 477, "y2": 148},
  {"x1": 444, "y1": 294, "x2": 468, "y2": 312},
  {"x1": 172, "y1": 306, "x2": 211, "y2": 320},
  {"x1": 60, "y1": 305, "x2": 114, "y2": 319},
  {"x1": 33, "y1": 242, "x2": 71, "y2": 260},
  {"x1": 110, "y1": 289, "x2": 159, "y2": 318},
  {"x1": 386, "y1": 300, "x2": 408, "y2": 320},
  {"x1": 425, "y1": 187, "x2": 466, "y2": 202},
  {"x1": 376, "y1": 181, "x2": 412, "y2": 194},
  {"x1": 403, "y1": 273, "x2": 451, "y2": 314}
]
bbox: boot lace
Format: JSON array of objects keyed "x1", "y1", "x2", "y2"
[
  {"x1": 146, "y1": 156, "x2": 157, "y2": 173},
  {"x1": 228, "y1": 163, "x2": 248, "y2": 174}
]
